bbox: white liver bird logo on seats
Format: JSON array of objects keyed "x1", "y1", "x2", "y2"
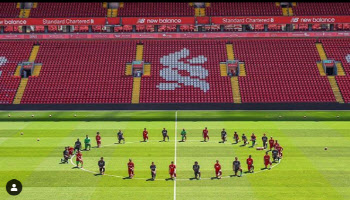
[
  {"x1": 0, "y1": 56, "x2": 8, "y2": 77},
  {"x1": 157, "y1": 48, "x2": 209, "y2": 92}
]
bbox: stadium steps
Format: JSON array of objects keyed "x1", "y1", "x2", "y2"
[
  {"x1": 239, "y1": 63, "x2": 246, "y2": 76},
  {"x1": 317, "y1": 62, "x2": 326, "y2": 76},
  {"x1": 328, "y1": 76, "x2": 344, "y2": 103},
  {"x1": 19, "y1": 9, "x2": 31, "y2": 18},
  {"x1": 143, "y1": 64, "x2": 151, "y2": 76},
  {"x1": 131, "y1": 77, "x2": 141, "y2": 104},
  {"x1": 205, "y1": 2, "x2": 210, "y2": 7},
  {"x1": 16, "y1": 3, "x2": 20, "y2": 8},
  {"x1": 275, "y1": 2, "x2": 280, "y2": 6},
  {"x1": 32, "y1": 65, "x2": 42, "y2": 76},
  {"x1": 125, "y1": 64, "x2": 132, "y2": 76},
  {"x1": 136, "y1": 44, "x2": 144, "y2": 61},
  {"x1": 103, "y1": 2, "x2": 108, "y2": 8},
  {"x1": 33, "y1": 3, "x2": 38, "y2": 8},
  {"x1": 335, "y1": 62, "x2": 345, "y2": 76},
  {"x1": 119, "y1": 2, "x2": 124, "y2": 8},
  {"x1": 107, "y1": 9, "x2": 118, "y2": 17},
  {"x1": 13, "y1": 78, "x2": 28, "y2": 104},
  {"x1": 231, "y1": 76, "x2": 242, "y2": 103},
  {"x1": 226, "y1": 44, "x2": 234, "y2": 60},
  {"x1": 282, "y1": 8, "x2": 289, "y2": 16},
  {"x1": 292, "y1": 2, "x2": 297, "y2": 6},
  {"x1": 195, "y1": 8, "x2": 205, "y2": 16},
  {"x1": 220, "y1": 63, "x2": 227, "y2": 76},
  {"x1": 316, "y1": 43, "x2": 328, "y2": 60},
  {"x1": 14, "y1": 65, "x2": 22, "y2": 76},
  {"x1": 29, "y1": 45, "x2": 40, "y2": 62},
  {"x1": 288, "y1": 7, "x2": 293, "y2": 16},
  {"x1": 189, "y1": 2, "x2": 193, "y2": 6}
]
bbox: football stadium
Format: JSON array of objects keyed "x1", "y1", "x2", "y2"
[{"x1": 0, "y1": 2, "x2": 350, "y2": 200}]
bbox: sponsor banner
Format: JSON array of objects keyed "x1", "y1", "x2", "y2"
[
  {"x1": 196, "y1": 17, "x2": 210, "y2": 25},
  {"x1": 0, "y1": 18, "x2": 119, "y2": 26},
  {"x1": 0, "y1": 32, "x2": 349, "y2": 40},
  {"x1": 211, "y1": 16, "x2": 350, "y2": 25},
  {"x1": 121, "y1": 17, "x2": 195, "y2": 25}
]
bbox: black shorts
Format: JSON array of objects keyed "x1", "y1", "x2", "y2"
[
  {"x1": 74, "y1": 146, "x2": 80, "y2": 150},
  {"x1": 194, "y1": 171, "x2": 200, "y2": 176},
  {"x1": 234, "y1": 167, "x2": 241, "y2": 173},
  {"x1": 163, "y1": 134, "x2": 168, "y2": 137},
  {"x1": 151, "y1": 171, "x2": 156, "y2": 176},
  {"x1": 99, "y1": 167, "x2": 105, "y2": 172},
  {"x1": 118, "y1": 137, "x2": 124, "y2": 140}
]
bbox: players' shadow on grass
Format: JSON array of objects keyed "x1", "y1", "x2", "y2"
[
  {"x1": 123, "y1": 177, "x2": 132, "y2": 180},
  {"x1": 249, "y1": 146, "x2": 254, "y2": 148},
  {"x1": 178, "y1": 140, "x2": 185, "y2": 143},
  {"x1": 200, "y1": 141, "x2": 208, "y2": 143},
  {"x1": 239, "y1": 144, "x2": 247, "y2": 147},
  {"x1": 140, "y1": 141, "x2": 148, "y2": 143},
  {"x1": 146, "y1": 178, "x2": 155, "y2": 181},
  {"x1": 210, "y1": 177, "x2": 220, "y2": 180},
  {"x1": 72, "y1": 166, "x2": 80, "y2": 169},
  {"x1": 189, "y1": 177, "x2": 199, "y2": 180},
  {"x1": 260, "y1": 168, "x2": 271, "y2": 170},
  {"x1": 114, "y1": 143, "x2": 124, "y2": 145},
  {"x1": 232, "y1": 142, "x2": 239, "y2": 145},
  {"x1": 94, "y1": 173, "x2": 102, "y2": 176},
  {"x1": 59, "y1": 162, "x2": 69, "y2": 164},
  {"x1": 165, "y1": 178, "x2": 174, "y2": 181}
]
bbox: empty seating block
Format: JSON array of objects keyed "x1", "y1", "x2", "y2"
[
  {"x1": 29, "y1": 2, "x2": 107, "y2": 17},
  {"x1": 234, "y1": 39, "x2": 336, "y2": 103},
  {"x1": 293, "y1": 3, "x2": 350, "y2": 16},
  {"x1": 117, "y1": 3, "x2": 194, "y2": 17},
  {"x1": 0, "y1": 41, "x2": 33, "y2": 104},
  {"x1": 21, "y1": 40, "x2": 136, "y2": 104},
  {"x1": 0, "y1": 3, "x2": 20, "y2": 17},
  {"x1": 206, "y1": 2, "x2": 282, "y2": 16},
  {"x1": 336, "y1": 76, "x2": 350, "y2": 103},
  {"x1": 139, "y1": 40, "x2": 233, "y2": 103},
  {"x1": 321, "y1": 39, "x2": 350, "y2": 75}
]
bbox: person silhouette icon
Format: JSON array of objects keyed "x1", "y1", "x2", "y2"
[{"x1": 11, "y1": 184, "x2": 18, "y2": 192}]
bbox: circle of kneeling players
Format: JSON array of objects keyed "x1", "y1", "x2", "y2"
[{"x1": 60, "y1": 128, "x2": 283, "y2": 180}]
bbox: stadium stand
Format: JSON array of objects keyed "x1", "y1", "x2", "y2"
[
  {"x1": 0, "y1": 2, "x2": 20, "y2": 18},
  {"x1": 293, "y1": 3, "x2": 350, "y2": 16},
  {"x1": 321, "y1": 38, "x2": 350, "y2": 103},
  {"x1": 0, "y1": 41, "x2": 33, "y2": 104},
  {"x1": 139, "y1": 40, "x2": 233, "y2": 103},
  {"x1": 234, "y1": 39, "x2": 336, "y2": 103},
  {"x1": 117, "y1": 2, "x2": 195, "y2": 17},
  {"x1": 29, "y1": 2, "x2": 107, "y2": 17},
  {"x1": 206, "y1": 2, "x2": 282, "y2": 16},
  {"x1": 20, "y1": 40, "x2": 135, "y2": 104}
]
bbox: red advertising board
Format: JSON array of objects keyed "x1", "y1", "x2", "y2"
[
  {"x1": 0, "y1": 18, "x2": 120, "y2": 26},
  {"x1": 121, "y1": 17, "x2": 195, "y2": 25},
  {"x1": 0, "y1": 32, "x2": 349, "y2": 40},
  {"x1": 211, "y1": 16, "x2": 350, "y2": 25}
]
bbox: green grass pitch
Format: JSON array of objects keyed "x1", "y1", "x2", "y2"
[{"x1": 0, "y1": 111, "x2": 350, "y2": 200}]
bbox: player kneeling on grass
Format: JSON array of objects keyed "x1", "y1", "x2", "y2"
[
  {"x1": 96, "y1": 132, "x2": 101, "y2": 148},
  {"x1": 276, "y1": 145, "x2": 283, "y2": 159},
  {"x1": 74, "y1": 139, "x2": 82, "y2": 154},
  {"x1": 262, "y1": 133, "x2": 268, "y2": 149},
  {"x1": 162, "y1": 128, "x2": 170, "y2": 142},
  {"x1": 76, "y1": 150, "x2": 83, "y2": 168},
  {"x1": 61, "y1": 147, "x2": 69, "y2": 164},
  {"x1": 181, "y1": 129, "x2": 187, "y2": 142},
  {"x1": 272, "y1": 149, "x2": 280, "y2": 163},
  {"x1": 214, "y1": 160, "x2": 222, "y2": 179},
  {"x1": 246, "y1": 155, "x2": 254, "y2": 173},
  {"x1": 84, "y1": 135, "x2": 91, "y2": 151},
  {"x1": 150, "y1": 162, "x2": 156, "y2": 180},
  {"x1": 233, "y1": 157, "x2": 243, "y2": 177},
  {"x1": 264, "y1": 152, "x2": 272, "y2": 170},
  {"x1": 169, "y1": 161, "x2": 176, "y2": 179},
  {"x1": 251, "y1": 133, "x2": 256, "y2": 147},
  {"x1": 193, "y1": 161, "x2": 201, "y2": 180},
  {"x1": 128, "y1": 159, "x2": 134, "y2": 178},
  {"x1": 233, "y1": 131, "x2": 240, "y2": 143},
  {"x1": 98, "y1": 157, "x2": 105, "y2": 175},
  {"x1": 117, "y1": 130, "x2": 125, "y2": 144},
  {"x1": 143, "y1": 128, "x2": 149, "y2": 142},
  {"x1": 242, "y1": 134, "x2": 248, "y2": 146},
  {"x1": 221, "y1": 128, "x2": 227, "y2": 143}
]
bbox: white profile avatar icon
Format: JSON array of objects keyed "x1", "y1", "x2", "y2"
[{"x1": 11, "y1": 184, "x2": 18, "y2": 192}]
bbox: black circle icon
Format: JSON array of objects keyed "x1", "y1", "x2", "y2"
[{"x1": 6, "y1": 179, "x2": 22, "y2": 196}]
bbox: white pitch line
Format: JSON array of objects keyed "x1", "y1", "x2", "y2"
[{"x1": 174, "y1": 111, "x2": 177, "y2": 200}]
